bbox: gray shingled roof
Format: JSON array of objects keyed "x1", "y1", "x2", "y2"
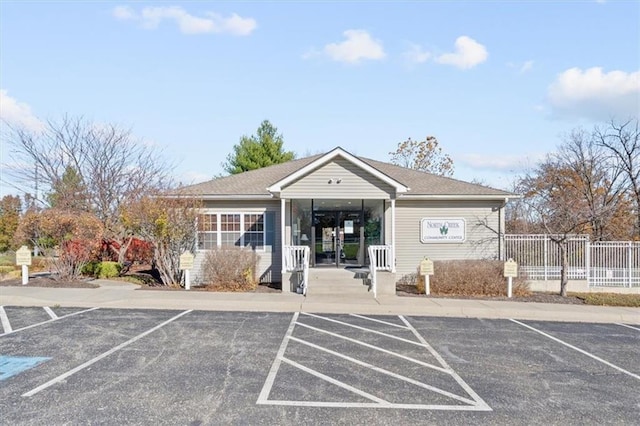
[{"x1": 179, "y1": 150, "x2": 513, "y2": 198}]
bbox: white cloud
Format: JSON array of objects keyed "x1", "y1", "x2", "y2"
[
  {"x1": 520, "y1": 60, "x2": 534, "y2": 73},
  {"x1": 403, "y1": 43, "x2": 431, "y2": 64},
  {"x1": 547, "y1": 67, "x2": 640, "y2": 120},
  {"x1": 435, "y1": 36, "x2": 488, "y2": 69},
  {"x1": 112, "y1": 5, "x2": 256, "y2": 36},
  {"x1": 320, "y1": 30, "x2": 385, "y2": 64},
  {"x1": 0, "y1": 90, "x2": 43, "y2": 132}
]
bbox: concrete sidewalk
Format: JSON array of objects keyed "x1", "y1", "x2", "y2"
[{"x1": 1, "y1": 280, "x2": 638, "y2": 324}]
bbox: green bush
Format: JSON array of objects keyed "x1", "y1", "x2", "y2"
[
  {"x1": 82, "y1": 261, "x2": 100, "y2": 276},
  {"x1": 94, "y1": 261, "x2": 122, "y2": 279}
]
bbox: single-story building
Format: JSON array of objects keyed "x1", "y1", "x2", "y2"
[{"x1": 181, "y1": 147, "x2": 517, "y2": 294}]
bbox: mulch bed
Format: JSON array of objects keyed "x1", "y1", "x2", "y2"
[
  {"x1": 1, "y1": 276, "x2": 585, "y2": 303},
  {"x1": 396, "y1": 284, "x2": 586, "y2": 304}
]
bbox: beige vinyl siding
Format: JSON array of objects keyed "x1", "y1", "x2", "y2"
[
  {"x1": 281, "y1": 158, "x2": 395, "y2": 199},
  {"x1": 193, "y1": 200, "x2": 282, "y2": 284},
  {"x1": 393, "y1": 200, "x2": 504, "y2": 278}
]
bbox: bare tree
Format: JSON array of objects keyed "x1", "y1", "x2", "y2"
[
  {"x1": 4, "y1": 115, "x2": 173, "y2": 262},
  {"x1": 123, "y1": 191, "x2": 200, "y2": 287},
  {"x1": 389, "y1": 136, "x2": 454, "y2": 176},
  {"x1": 593, "y1": 118, "x2": 640, "y2": 238}
]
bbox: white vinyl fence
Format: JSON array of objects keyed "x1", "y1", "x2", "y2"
[{"x1": 504, "y1": 235, "x2": 640, "y2": 288}]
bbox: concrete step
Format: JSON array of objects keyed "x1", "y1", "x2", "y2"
[{"x1": 306, "y1": 268, "x2": 372, "y2": 296}]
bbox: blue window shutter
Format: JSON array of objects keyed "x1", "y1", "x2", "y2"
[{"x1": 265, "y1": 212, "x2": 276, "y2": 247}]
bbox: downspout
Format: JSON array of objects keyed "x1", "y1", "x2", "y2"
[
  {"x1": 281, "y1": 198, "x2": 286, "y2": 275},
  {"x1": 391, "y1": 198, "x2": 396, "y2": 273}
]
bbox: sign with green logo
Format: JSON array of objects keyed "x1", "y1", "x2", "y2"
[{"x1": 420, "y1": 218, "x2": 466, "y2": 243}]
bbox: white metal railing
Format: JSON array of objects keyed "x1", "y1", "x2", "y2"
[
  {"x1": 589, "y1": 241, "x2": 640, "y2": 288},
  {"x1": 368, "y1": 245, "x2": 393, "y2": 298},
  {"x1": 284, "y1": 245, "x2": 310, "y2": 295},
  {"x1": 504, "y1": 235, "x2": 640, "y2": 288}
]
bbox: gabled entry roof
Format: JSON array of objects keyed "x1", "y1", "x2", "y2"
[
  {"x1": 179, "y1": 146, "x2": 516, "y2": 200},
  {"x1": 266, "y1": 147, "x2": 409, "y2": 195}
]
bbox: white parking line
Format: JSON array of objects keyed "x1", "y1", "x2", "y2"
[
  {"x1": 301, "y1": 312, "x2": 427, "y2": 347},
  {"x1": 349, "y1": 314, "x2": 410, "y2": 329},
  {"x1": 0, "y1": 306, "x2": 12, "y2": 334},
  {"x1": 257, "y1": 312, "x2": 299, "y2": 404},
  {"x1": 22, "y1": 309, "x2": 192, "y2": 397},
  {"x1": 43, "y1": 307, "x2": 58, "y2": 320},
  {"x1": 0, "y1": 307, "x2": 100, "y2": 337},
  {"x1": 510, "y1": 319, "x2": 640, "y2": 381},
  {"x1": 288, "y1": 335, "x2": 476, "y2": 405},
  {"x1": 295, "y1": 321, "x2": 448, "y2": 373},
  {"x1": 258, "y1": 312, "x2": 492, "y2": 411},
  {"x1": 616, "y1": 323, "x2": 640, "y2": 332}
]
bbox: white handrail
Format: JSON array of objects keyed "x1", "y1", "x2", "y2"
[
  {"x1": 368, "y1": 245, "x2": 393, "y2": 298},
  {"x1": 284, "y1": 245, "x2": 310, "y2": 295}
]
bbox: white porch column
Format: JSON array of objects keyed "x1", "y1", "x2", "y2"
[
  {"x1": 391, "y1": 198, "x2": 396, "y2": 273},
  {"x1": 281, "y1": 198, "x2": 286, "y2": 274}
]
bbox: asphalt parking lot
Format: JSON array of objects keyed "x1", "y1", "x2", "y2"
[{"x1": 1, "y1": 307, "x2": 638, "y2": 425}]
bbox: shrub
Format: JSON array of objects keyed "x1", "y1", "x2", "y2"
[
  {"x1": 94, "y1": 261, "x2": 122, "y2": 279},
  {"x1": 0, "y1": 265, "x2": 14, "y2": 279},
  {"x1": 82, "y1": 261, "x2": 100, "y2": 276},
  {"x1": 411, "y1": 259, "x2": 530, "y2": 297},
  {"x1": 200, "y1": 248, "x2": 259, "y2": 291}
]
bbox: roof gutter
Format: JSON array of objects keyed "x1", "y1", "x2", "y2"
[{"x1": 398, "y1": 194, "x2": 522, "y2": 201}]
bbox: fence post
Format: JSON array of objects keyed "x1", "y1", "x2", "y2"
[
  {"x1": 544, "y1": 235, "x2": 548, "y2": 281},
  {"x1": 629, "y1": 242, "x2": 633, "y2": 288},
  {"x1": 585, "y1": 240, "x2": 590, "y2": 287}
]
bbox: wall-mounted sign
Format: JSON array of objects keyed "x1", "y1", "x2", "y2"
[
  {"x1": 344, "y1": 220, "x2": 354, "y2": 234},
  {"x1": 420, "y1": 218, "x2": 466, "y2": 243}
]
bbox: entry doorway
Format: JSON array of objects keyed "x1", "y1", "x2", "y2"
[{"x1": 313, "y1": 210, "x2": 363, "y2": 267}]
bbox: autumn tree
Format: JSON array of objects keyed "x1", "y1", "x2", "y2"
[
  {"x1": 4, "y1": 115, "x2": 172, "y2": 262},
  {"x1": 593, "y1": 118, "x2": 640, "y2": 239},
  {"x1": 223, "y1": 120, "x2": 295, "y2": 174},
  {"x1": 13, "y1": 209, "x2": 104, "y2": 280},
  {"x1": 389, "y1": 136, "x2": 454, "y2": 176},
  {"x1": 0, "y1": 195, "x2": 21, "y2": 252},
  {"x1": 123, "y1": 191, "x2": 200, "y2": 287}
]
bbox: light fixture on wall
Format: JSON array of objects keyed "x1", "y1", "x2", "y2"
[
  {"x1": 300, "y1": 234, "x2": 309, "y2": 242},
  {"x1": 328, "y1": 179, "x2": 333, "y2": 184},
  {"x1": 336, "y1": 178, "x2": 342, "y2": 184}
]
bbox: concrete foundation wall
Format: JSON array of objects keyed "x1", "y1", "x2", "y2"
[
  {"x1": 527, "y1": 280, "x2": 640, "y2": 294},
  {"x1": 375, "y1": 271, "x2": 397, "y2": 296}
]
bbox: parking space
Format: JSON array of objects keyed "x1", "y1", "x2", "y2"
[{"x1": 0, "y1": 307, "x2": 638, "y2": 424}]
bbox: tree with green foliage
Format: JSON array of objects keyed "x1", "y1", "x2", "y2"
[
  {"x1": 389, "y1": 136, "x2": 454, "y2": 176},
  {"x1": 223, "y1": 120, "x2": 295, "y2": 174},
  {"x1": 47, "y1": 165, "x2": 89, "y2": 211},
  {"x1": 0, "y1": 195, "x2": 21, "y2": 252}
]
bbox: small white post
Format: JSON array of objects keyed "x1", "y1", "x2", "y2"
[
  {"x1": 419, "y1": 257, "x2": 434, "y2": 296},
  {"x1": 22, "y1": 265, "x2": 29, "y2": 285},
  {"x1": 184, "y1": 269, "x2": 190, "y2": 291},
  {"x1": 504, "y1": 258, "x2": 517, "y2": 298},
  {"x1": 16, "y1": 245, "x2": 31, "y2": 286}
]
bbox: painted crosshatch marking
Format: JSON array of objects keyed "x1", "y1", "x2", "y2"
[{"x1": 257, "y1": 312, "x2": 491, "y2": 411}]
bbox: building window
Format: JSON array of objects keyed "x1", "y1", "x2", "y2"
[
  {"x1": 197, "y1": 212, "x2": 268, "y2": 251},
  {"x1": 244, "y1": 213, "x2": 264, "y2": 249},
  {"x1": 220, "y1": 214, "x2": 241, "y2": 247},
  {"x1": 197, "y1": 214, "x2": 217, "y2": 250}
]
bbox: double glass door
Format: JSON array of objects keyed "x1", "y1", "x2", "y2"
[{"x1": 314, "y1": 210, "x2": 362, "y2": 267}]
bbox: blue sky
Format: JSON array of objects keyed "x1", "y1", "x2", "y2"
[{"x1": 1, "y1": 0, "x2": 639, "y2": 197}]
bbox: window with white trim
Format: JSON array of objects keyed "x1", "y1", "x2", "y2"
[
  {"x1": 197, "y1": 212, "x2": 268, "y2": 251},
  {"x1": 197, "y1": 214, "x2": 217, "y2": 250}
]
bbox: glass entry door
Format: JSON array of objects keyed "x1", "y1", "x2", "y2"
[{"x1": 313, "y1": 209, "x2": 362, "y2": 267}]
